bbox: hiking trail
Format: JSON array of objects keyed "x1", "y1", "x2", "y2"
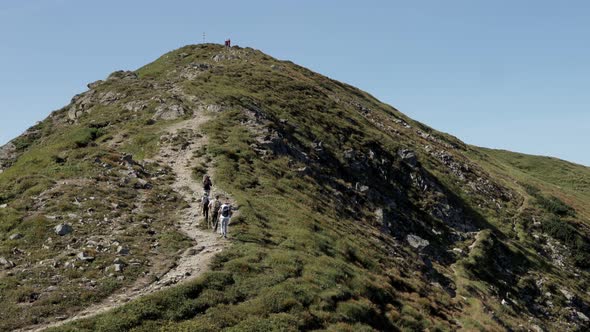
[{"x1": 22, "y1": 114, "x2": 229, "y2": 332}]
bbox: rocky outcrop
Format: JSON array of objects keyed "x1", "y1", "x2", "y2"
[
  {"x1": 68, "y1": 89, "x2": 126, "y2": 121},
  {"x1": 398, "y1": 149, "x2": 418, "y2": 168},
  {"x1": 0, "y1": 142, "x2": 17, "y2": 170},
  {"x1": 180, "y1": 62, "x2": 212, "y2": 80},
  {"x1": 107, "y1": 70, "x2": 138, "y2": 81},
  {"x1": 153, "y1": 104, "x2": 186, "y2": 120}
]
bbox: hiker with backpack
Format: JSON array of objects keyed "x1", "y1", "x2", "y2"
[
  {"x1": 203, "y1": 175, "x2": 212, "y2": 194},
  {"x1": 201, "y1": 193, "x2": 210, "y2": 227},
  {"x1": 218, "y1": 198, "x2": 232, "y2": 238},
  {"x1": 209, "y1": 194, "x2": 222, "y2": 232}
]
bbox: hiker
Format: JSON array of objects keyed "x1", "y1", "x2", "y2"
[
  {"x1": 203, "y1": 174, "x2": 212, "y2": 193},
  {"x1": 201, "y1": 193, "x2": 210, "y2": 227},
  {"x1": 218, "y1": 199, "x2": 232, "y2": 238},
  {"x1": 209, "y1": 194, "x2": 222, "y2": 232}
]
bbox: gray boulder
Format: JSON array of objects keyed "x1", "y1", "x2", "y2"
[
  {"x1": 9, "y1": 233, "x2": 23, "y2": 240},
  {"x1": 116, "y1": 246, "x2": 130, "y2": 256},
  {"x1": 54, "y1": 224, "x2": 73, "y2": 236},
  {"x1": 77, "y1": 252, "x2": 95, "y2": 262},
  {"x1": 0, "y1": 257, "x2": 15, "y2": 269},
  {"x1": 406, "y1": 234, "x2": 430, "y2": 250}
]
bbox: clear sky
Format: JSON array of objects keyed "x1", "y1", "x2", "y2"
[{"x1": 1, "y1": 0, "x2": 588, "y2": 166}]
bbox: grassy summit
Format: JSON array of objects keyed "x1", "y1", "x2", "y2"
[{"x1": 0, "y1": 44, "x2": 589, "y2": 331}]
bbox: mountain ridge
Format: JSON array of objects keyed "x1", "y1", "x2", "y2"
[{"x1": 1, "y1": 43, "x2": 589, "y2": 331}]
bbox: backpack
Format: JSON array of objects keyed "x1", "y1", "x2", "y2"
[
  {"x1": 202, "y1": 195, "x2": 209, "y2": 207},
  {"x1": 213, "y1": 200, "x2": 221, "y2": 211},
  {"x1": 221, "y1": 205, "x2": 231, "y2": 218}
]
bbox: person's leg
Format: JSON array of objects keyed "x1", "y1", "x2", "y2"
[
  {"x1": 222, "y1": 218, "x2": 229, "y2": 237},
  {"x1": 212, "y1": 213, "x2": 218, "y2": 232}
]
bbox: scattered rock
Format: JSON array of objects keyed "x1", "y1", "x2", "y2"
[
  {"x1": 206, "y1": 104, "x2": 222, "y2": 112},
  {"x1": 134, "y1": 178, "x2": 152, "y2": 189},
  {"x1": 406, "y1": 234, "x2": 430, "y2": 250},
  {"x1": 0, "y1": 204, "x2": 7, "y2": 209},
  {"x1": 123, "y1": 100, "x2": 148, "y2": 112},
  {"x1": 560, "y1": 288, "x2": 574, "y2": 301},
  {"x1": 355, "y1": 182, "x2": 370, "y2": 193},
  {"x1": 116, "y1": 246, "x2": 130, "y2": 256},
  {"x1": 54, "y1": 224, "x2": 73, "y2": 236},
  {"x1": 114, "y1": 263, "x2": 125, "y2": 272},
  {"x1": 77, "y1": 252, "x2": 95, "y2": 262},
  {"x1": 0, "y1": 257, "x2": 15, "y2": 269},
  {"x1": 9, "y1": 233, "x2": 23, "y2": 240},
  {"x1": 212, "y1": 53, "x2": 239, "y2": 62}
]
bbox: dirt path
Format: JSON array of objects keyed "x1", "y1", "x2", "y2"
[{"x1": 23, "y1": 114, "x2": 228, "y2": 332}]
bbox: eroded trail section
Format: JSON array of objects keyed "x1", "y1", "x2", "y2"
[{"x1": 25, "y1": 115, "x2": 228, "y2": 332}]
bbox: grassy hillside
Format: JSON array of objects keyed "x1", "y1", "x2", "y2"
[
  {"x1": 0, "y1": 44, "x2": 589, "y2": 331},
  {"x1": 474, "y1": 148, "x2": 590, "y2": 216}
]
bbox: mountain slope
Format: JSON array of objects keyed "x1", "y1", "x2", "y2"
[{"x1": 1, "y1": 44, "x2": 589, "y2": 332}]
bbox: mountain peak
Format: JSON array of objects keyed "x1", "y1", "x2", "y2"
[{"x1": 1, "y1": 45, "x2": 590, "y2": 331}]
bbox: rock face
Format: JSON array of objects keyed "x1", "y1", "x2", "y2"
[
  {"x1": 398, "y1": 149, "x2": 418, "y2": 168},
  {"x1": 0, "y1": 142, "x2": 17, "y2": 169},
  {"x1": 54, "y1": 224, "x2": 73, "y2": 236},
  {"x1": 67, "y1": 70, "x2": 135, "y2": 122}
]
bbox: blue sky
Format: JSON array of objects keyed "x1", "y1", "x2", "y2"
[{"x1": 1, "y1": 0, "x2": 588, "y2": 165}]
